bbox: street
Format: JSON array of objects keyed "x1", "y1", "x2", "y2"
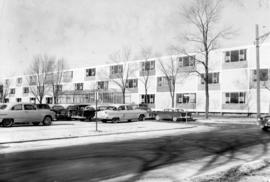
[{"x1": 0, "y1": 121, "x2": 269, "y2": 182}]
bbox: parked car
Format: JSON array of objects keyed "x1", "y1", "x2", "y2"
[
  {"x1": 0, "y1": 103, "x2": 56, "y2": 127},
  {"x1": 97, "y1": 104, "x2": 147, "y2": 123},
  {"x1": 258, "y1": 116, "x2": 270, "y2": 131},
  {"x1": 66, "y1": 104, "x2": 95, "y2": 121},
  {"x1": 51, "y1": 105, "x2": 68, "y2": 120},
  {"x1": 96, "y1": 105, "x2": 117, "y2": 111},
  {"x1": 137, "y1": 103, "x2": 155, "y2": 119},
  {"x1": 153, "y1": 108, "x2": 192, "y2": 122}
]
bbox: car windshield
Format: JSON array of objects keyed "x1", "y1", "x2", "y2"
[
  {"x1": 0, "y1": 104, "x2": 7, "y2": 110},
  {"x1": 53, "y1": 106, "x2": 64, "y2": 110}
]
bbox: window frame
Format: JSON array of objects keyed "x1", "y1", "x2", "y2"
[
  {"x1": 75, "y1": 83, "x2": 84, "y2": 91},
  {"x1": 176, "y1": 93, "x2": 196, "y2": 104},
  {"x1": 224, "y1": 49, "x2": 247, "y2": 63},
  {"x1": 86, "y1": 68, "x2": 96, "y2": 77},
  {"x1": 225, "y1": 92, "x2": 246, "y2": 104}
]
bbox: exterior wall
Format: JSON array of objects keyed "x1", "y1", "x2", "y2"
[{"x1": 1, "y1": 43, "x2": 270, "y2": 113}]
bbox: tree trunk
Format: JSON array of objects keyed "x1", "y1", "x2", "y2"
[
  {"x1": 205, "y1": 80, "x2": 209, "y2": 119},
  {"x1": 122, "y1": 89, "x2": 125, "y2": 104},
  {"x1": 145, "y1": 86, "x2": 148, "y2": 104},
  {"x1": 205, "y1": 52, "x2": 209, "y2": 119}
]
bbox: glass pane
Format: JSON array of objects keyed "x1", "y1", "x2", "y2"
[
  {"x1": 230, "y1": 50, "x2": 239, "y2": 62},
  {"x1": 230, "y1": 93, "x2": 239, "y2": 103}
]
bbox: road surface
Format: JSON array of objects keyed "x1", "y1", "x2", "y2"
[{"x1": 0, "y1": 122, "x2": 269, "y2": 182}]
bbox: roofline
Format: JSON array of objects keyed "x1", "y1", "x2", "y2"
[{"x1": 1, "y1": 43, "x2": 269, "y2": 81}]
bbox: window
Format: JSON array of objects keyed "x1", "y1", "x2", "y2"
[
  {"x1": 179, "y1": 56, "x2": 195, "y2": 67},
  {"x1": 141, "y1": 94, "x2": 155, "y2": 104},
  {"x1": 86, "y1": 68, "x2": 96, "y2": 77},
  {"x1": 110, "y1": 65, "x2": 123, "y2": 75},
  {"x1": 97, "y1": 81, "x2": 108, "y2": 90},
  {"x1": 225, "y1": 92, "x2": 246, "y2": 104},
  {"x1": 118, "y1": 105, "x2": 126, "y2": 110},
  {"x1": 157, "y1": 76, "x2": 170, "y2": 87},
  {"x1": 56, "y1": 85, "x2": 62, "y2": 92},
  {"x1": 46, "y1": 97, "x2": 53, "y2": 104},
  {"x1": 10, "y1": 88, "x2": 15, "y2": 94},
  {"x1": 23, "y1": 87, "x2": 29, "y2": 94},
  {"x1": 201, "y1": 72, "x2": 219, "y2": 84},
  {"x1": 16, "y1": 98, "x2": 22, "y2": 103},
  {"x1": 224, "y1": 49, "x2": 246, "y2": 62},
  {"x1": 141, "y1": 60, "x2": 155, "y2": 71},
  {"x1": 253, "y1": 69, "x2": 269, "y2": 81},
  {"x1": 11, "y1": 104, "x2": 22, "y2": 110},
  {"x1": 29, "y1": 75, "x2": 37, "y2": 85},
  {"x1": 17, "y1": 77, "x2": 22, "y2": 85},
  {"x1": 176, "y1": 93, "x2": 196, "y2": 104},
  {"x1": 24, "y1": 104, "x2": 36, "y2": 110},
  {"x1": 126, "y1": 79, "x2": 138, "y2": 88},
  {"x1": 126, "y1": 105, "x2": 133, "y2": 110},
  {"x1": 75, "y1": 83, "x2": 83, "y2": 90},
  {"x1": 30, "y1": 97, "x2": 36, "y2": 103},
  {"x1": 63, "y1": 71, "x2": 73, "y2": 82},
  {"x1": 5, "y1": 79, "x2": 9, "y2": 85}
]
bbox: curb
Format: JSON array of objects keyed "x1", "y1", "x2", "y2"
[{"x1": 0, "y1": 126, "x2": 196, "y2": 145}]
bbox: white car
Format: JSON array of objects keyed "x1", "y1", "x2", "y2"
[
  {"x1": 97, "y1": 104, "x2": 147, "y2": 123},
  {"x1": 0, "y1": 103, "x2": 56, "y2": 127}
]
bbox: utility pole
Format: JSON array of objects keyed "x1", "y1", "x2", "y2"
[
  {"x1": 255, "y1": 24, "x2": 261, "y2": 119},
  {"x1": 95, "y1": 89, "x2": 99, "y2": 131},
  {"x1": 255, "y1": 25, "x2": 270, "y2": 119}
]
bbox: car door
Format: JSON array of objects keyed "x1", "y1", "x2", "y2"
[
  {"x1": 117, "y1": 105, "x2": 126, "y2": 121},
  {"x1": 23, "y1": 104, "x2": 41, "y2": 122},
  {"x1": 127, "y1": 105, "x2": 138, "y2": 120},
  {"x1": 10, "y1": 104, "x2": 24, "y2": 123}
]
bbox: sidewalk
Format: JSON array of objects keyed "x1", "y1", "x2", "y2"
[
  {"x1": 195, "y1": 117, "x2": 257, "y2": 125},
  {"x1": 0, "y1": 121, "x2": 213, "y2": 153}
]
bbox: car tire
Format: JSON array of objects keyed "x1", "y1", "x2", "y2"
[
  {"x1": 2, "y1": 119, "x2": 14, "y2": 127},
  {"x1": 155, "y1": 115, "x2": 160, "y2": 121},
  {"x1": 32, "y1": 122, "x2": 40, "y2": 126},
  {"x1": 138, "y1": 114, "x2": 145, "y2": 121},
  {"x1": 261, "y1": 126, "x2": 268, "y2": 131},
  {"x1": 42, "y1": 116, "x2": 52, "y2": 126},
  {"x1": 112, "y1": 118, "x2": 119, "y2": 123},
  {"x1": 172, "y1": 117, "x2": 177, "y2": 122},
  {"x1": 101, "y1": 120, "x2": 107, "y2": 123}
]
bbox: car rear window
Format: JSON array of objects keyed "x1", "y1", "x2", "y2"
[
  {"x1": 37, "y1": 104, "x2": 50, "y2": 109},
  {"x1": 0, "y1": 105, "x2": 7, "y2": 110}
]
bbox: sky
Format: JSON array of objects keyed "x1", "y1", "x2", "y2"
[{"x1": 0, "y1": 0, "x2": 269, "y2": 77}]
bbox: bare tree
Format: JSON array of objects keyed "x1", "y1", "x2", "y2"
[
  {"x1": 0, "y1": 79, "x2": 10, "y2": 103},
  {"x1": 109, "y1": 47, "x2": 134, "y2": 104},
  {"x1": 139, "y1": 47, "x2": 154, "y2": 104},
  {"x1": 159, "y1": 56, "x2": 188, "y2": 108},
  {"x1": 49, "y1": 58, "x2": 67, "y2": 104},
  {"x1": 26, "y1": 55, "x2": 55, "y2": 104},
  {"x1": 174, "y1": 0, "x2": 233, "y2": 118}
]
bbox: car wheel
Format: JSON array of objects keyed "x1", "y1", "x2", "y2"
[
  {"x1": 42, "y1": 116, "x2": 52, "y2": 126},
  {"x1": 32, "y1": 122, "x2": 40, "y2": 126},
  {"x1": 261, "y1": 126, "x2": 268, "y2": 131},
  {"x1": 155, "y1": 115, "x2": 160, "y2": 121},
  {"x1": 112, "y1": 118, "x2": 119, "y2": 123},
  {"x1": 101, "y1": 120, "x2": 107, "y2": 123},
  {"x1": 2, "y1": 119, "x2": 14, "y2": 127},
  {"x1": 172, "y1": 117, "x2": 177, "y2": 122},
  {"x1": 138, "y1": 114, "x2": 145, "y2": 121}
]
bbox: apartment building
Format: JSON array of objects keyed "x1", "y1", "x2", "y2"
[{"x1": 1, "y1": 43, "x2": 270, "y2": 114}]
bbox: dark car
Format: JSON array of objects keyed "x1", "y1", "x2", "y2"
[
  {"x1": 51, "y1": 105, "x2": 68, "y2": 120},
  {"x1": 66, "y1": 104, "x2": 95, "y2": 121},
  {"x1": 36, "y1": 104, "x2": 51, "y2": 110},
  {"x1": 153, "y1": 108, "x2": 192, "y2": 122}
]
